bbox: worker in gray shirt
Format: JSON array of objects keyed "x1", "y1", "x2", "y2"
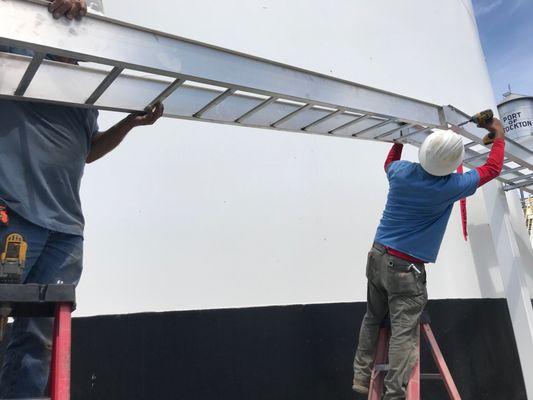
[{"x1": 0, "y1": 1, "x2": 164, "y2": 397}]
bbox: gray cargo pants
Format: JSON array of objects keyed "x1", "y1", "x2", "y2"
[{"x1": 353, "y1": 243, "x2": 427, "y2": 400}]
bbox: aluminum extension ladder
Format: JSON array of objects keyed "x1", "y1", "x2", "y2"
[
  {"x1": 0, "y1": 284, "x2": 75, "y2": 400},
  {"x1": 368, "y1": 312, "x2": 461, "y2": 400},
  {"x1": 0, "y1": 0, "x2": 532, "y2": 195}
]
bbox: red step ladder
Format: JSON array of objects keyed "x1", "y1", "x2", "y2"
[
  {"x1": 0, "y1": 283, "x2": 75, "y2": 400},
  {"x1": 368, "y1": 312, "x2": 461, "y2": 400}
]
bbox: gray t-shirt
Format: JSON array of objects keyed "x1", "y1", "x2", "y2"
[{"x1": 0, "y1": 100, "x2": 99, "y2": 236}]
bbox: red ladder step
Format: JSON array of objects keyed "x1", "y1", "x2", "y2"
[{"x1": 367, "y1": 313, "x2": 461, "y2": 400}]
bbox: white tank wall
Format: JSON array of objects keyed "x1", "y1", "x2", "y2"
[{"x1": 77, "y1": 0, "x2": 506, "y2": 316}]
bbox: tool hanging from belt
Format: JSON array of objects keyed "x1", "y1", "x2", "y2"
[
  {"x1": 0, "y1": 206, "x2": 28, "y2": 340},
  {"x1": 456, "y1": 165, "x2": 468, "y2": 241},
  {"x1": 0, "y1": 206, "x2": 27, "y2": 282},
  {"x1": 1, "y1": 233, "x2": 27, "y2": 282}
]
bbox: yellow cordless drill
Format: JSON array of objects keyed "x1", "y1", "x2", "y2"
[
  {"x1": 0, "y1": 233, "x2": 28, "y2": 340},
  {"x1": 0, "y1": 233, "x2": 27, "y2": 284},
  {"x1": 458, "y1": 109, "x2": 497, "y2": 145}
]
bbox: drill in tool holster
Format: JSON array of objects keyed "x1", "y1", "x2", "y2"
[{"x1": 0, "y1": 233, "x2": 27, "y2": 284}]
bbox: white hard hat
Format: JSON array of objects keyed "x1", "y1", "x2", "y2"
[{"x1": 418, "y1": 129, "x2": 464, "y2": 176}]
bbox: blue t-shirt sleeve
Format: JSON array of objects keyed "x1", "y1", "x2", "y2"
[
  {"x1": 445, "y1": 169, "x2": 480, "y2": 202},
  {"x1": 386, "y1": 160, "x2": 410, "y2": 180},
  {"x1": 88, "y1": 110, "x2": 100, "y2": 138}
]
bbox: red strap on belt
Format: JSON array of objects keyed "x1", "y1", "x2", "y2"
[
  {"x1": 457, "y1": 164, "x2": 468, "y2": 241},
  {"x1": 385, "y1": 246, "x2": 425, "y2": 264},
  {"x1": 0, "y1": 206, "x2": 8, "y2": 226}
]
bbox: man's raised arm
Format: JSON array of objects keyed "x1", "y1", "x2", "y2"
[
  {"x1": 475, "y1": 118, "x2": 506, "y2": 187},
  {"x1": 87, "y1": 104, "x2": 164, "y2": 163},
  {"x1": 384, "y1": 143, "x2": 404, "y2": 172}
]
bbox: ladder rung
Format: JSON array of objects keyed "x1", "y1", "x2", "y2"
[
  {"x1": 14, "y1": 52, "x2": 45, "y2": 96},
  {"x1": 235, "y1": 96, "x2": 277, "y2": 123},
  {"x1": 374, "y1": 123, "x2": 413, "y2": 140},
  {"x1": 464, "y1": 141, "x2": 479, "y2": 149},
  {"x1": 271, "y1": 103, "x2": 312, "y2": 127},
  {"x1": 19, "y1": 398, "x2": 51, "y2": 399},
  {"x1": 396, "y1": 126, "x2": 432, "y2": 141},
  {"x1": 420, "y1": 373, "x2": 443, "y2": 380},
  {"x1": 352, "y1": 119, "x2": 392, "y2": 137},
  {"x1": 374, "y1": 363, "x2": 390, "y2": 372},
  {"x1": 464, "y1": 151, "x2": 490, "y2": 163},
  {"x1": 501, "y1": 165, "x2": 528, "y2": 175},
  {"x1": 302, "y1": 109, "x2": 342, "y2": 131},
  {"x1": 193, "y1": 88, "x2": 235, "y2": 118},
  {"x1": 146, "y1": 77, "x2": 185, "y2": 110},
  {"x1": 328, "y1": 114, "x2": 369, "y2": 134},
  {"x1": 85, "y1": 66, "x2": 124, "y2": 105},
  {"x1": 506, "y1": 173, "x2": 533, "y2": 184}
]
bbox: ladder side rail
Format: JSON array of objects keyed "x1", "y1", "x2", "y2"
[
  {"x1": 14, "y1": 51, "x2": 45, "y2": 96},
  {"x1": 405, "y1": 332, "x2": 421, "y2": 400},
  {"x1": 50, "y1": 303, "x2": 72, "y2": 400},
  {"x1": 420, "y1": 323, "x2": 462, "y2": 400},
  {"x1": 85, "y1": 66, "x2": 124, "y2": 105},
  {"x1": 368, "y1": 327, "x2": 390, "y2": 400}
]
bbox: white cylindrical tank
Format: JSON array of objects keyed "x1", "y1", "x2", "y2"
[
  {"x1": 79, "y1": 0, "x2": 504, "y2": 316},
  {"x1": 498, "y1": 93, "x2": 533, "y2": 149}
]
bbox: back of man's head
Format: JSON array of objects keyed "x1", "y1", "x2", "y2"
[{"x1": 418, "y1": 130, "x2": 464, "y2": 176}]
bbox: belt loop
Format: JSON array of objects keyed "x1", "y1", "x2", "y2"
[{"x1": 372, "y1": 242, "x2": 386, "y2": 254}]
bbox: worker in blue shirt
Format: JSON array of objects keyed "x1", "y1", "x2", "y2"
[
  {"x1": 0, "y1": 1, "x2": 164, "y2": 397},
  {"x1": 352, "y1": 119, "x2": 506, "y2": 400}
]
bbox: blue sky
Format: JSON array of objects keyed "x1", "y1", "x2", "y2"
[{"x1": 472, "y1": 0, "x2": 533, "y2": 101}]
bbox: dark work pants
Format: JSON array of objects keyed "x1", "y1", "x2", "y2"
[{"x1": 353, "y1": 243, "x2": 427, "y2": 400}]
